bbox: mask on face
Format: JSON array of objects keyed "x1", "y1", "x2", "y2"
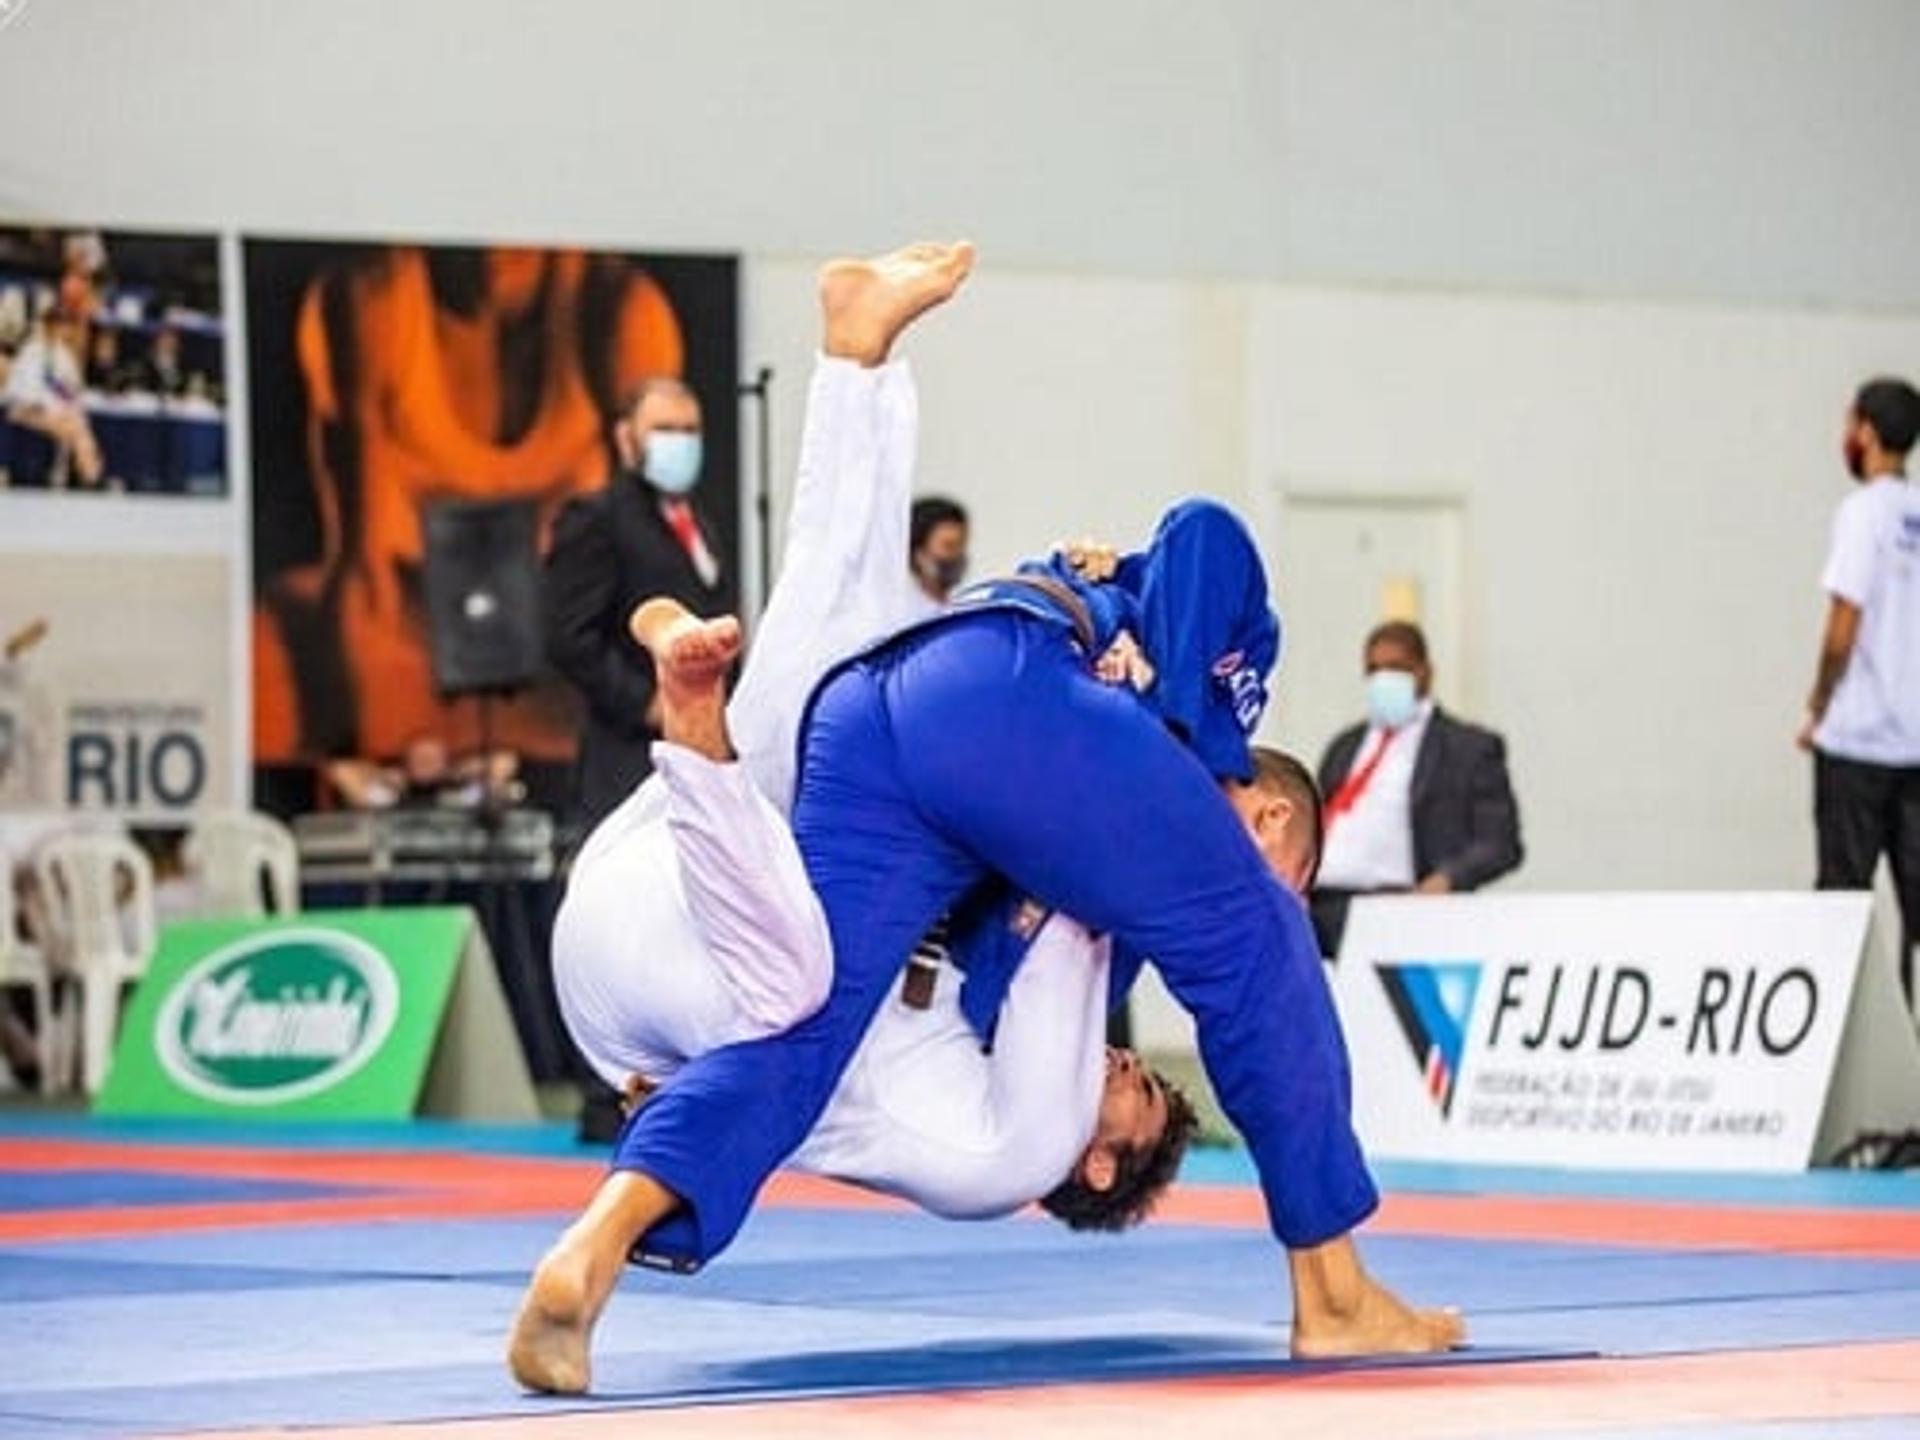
[
  {"x1": 1366, "y1": 667, "x2": 1420, "y2": 730},
  {"x1": 1844, "y1": 433, "x2": 1867, "y2": 481},
  {"x1": 642, "y1": 431, "x2": 703, "y2": 495},
  {"x1": 916, "y1": 552, "x2": 968, "y2": 593}
]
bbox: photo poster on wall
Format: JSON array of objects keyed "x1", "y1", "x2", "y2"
[
  {"x1": 0, "y1": 225, "x2": 228, "y2": 497},
  {"x1": 244, "y1": 239, "x2": 740, "y2": 807}
]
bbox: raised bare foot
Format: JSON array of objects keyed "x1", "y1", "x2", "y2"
[
  {"x1": 819, "y1": 241, "x2": 977, "y2": 366},
  {"x1": 1290, "y1": 1275, "x2": 1466, "y2": 1359},
  {"x1": 507, "y1": 1244, "x2": 596, "y2": 1394},
  {"x1": 629, "y1": 598, "x2": 742, "y2": 758}
]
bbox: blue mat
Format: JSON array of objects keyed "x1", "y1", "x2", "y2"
[
  {"x1": 0, "y1": 1208, "x2": 1594, "y2": 1439},
  {"x1": 3, "y1": 1197, "x2": 1918, "y2": 1439}
]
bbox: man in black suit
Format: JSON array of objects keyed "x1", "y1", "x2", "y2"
[
  {"x1": 544, "y1": 376, "x2": 729, "y2": 829},
  {"x1": 1310, "y1": 621, "x2": 1522, "y2": 957}
]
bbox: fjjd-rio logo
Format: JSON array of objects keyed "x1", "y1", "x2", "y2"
[
  {"x1": 1374, "y1": 961, "x2": 1483, "y2": 1119},
  {"x1": 155, "y1": 930, "x2": 399, "y2": 1104}
]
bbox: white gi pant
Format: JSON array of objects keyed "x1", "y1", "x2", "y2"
[{"x1": 555, "y1": 357, "x2": 925, "y2": 1089}]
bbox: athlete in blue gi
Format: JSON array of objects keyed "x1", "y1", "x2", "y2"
[{"x1": 510, "y1": 244, "x2": 1465, "y2": 1394}]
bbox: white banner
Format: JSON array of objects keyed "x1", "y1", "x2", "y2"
[
  {"x1": 0, "y1": 551, "x2": 232, "y2": 821},
  {"x1": 1334, "y1": 892, "x2": 1878, "y2": 1172}
]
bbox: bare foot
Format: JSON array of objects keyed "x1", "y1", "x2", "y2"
[
  {"x1": 819, "y1": 241, "x2": 977, "y2": 366},
  {"x1": 505, "y1": 1171, "x2": 681, "y2": 1397},
  {"x1": 1290, "y1": 1275, "x2": 1466, "y2": 1359},
  {"x1": 629, "y1": 598, "x2": 742, "y2": 758},
  {"x1": 1286, "y1": 1234, "x2": 1466, "y2": 1359},
  {"x1": 507, "y1": 1243, "x2": 596, "y2": 1395}
]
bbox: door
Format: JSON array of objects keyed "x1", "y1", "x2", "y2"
[{"x1": 1259, "y1": 492, "x2": 1467, "y2": 773}]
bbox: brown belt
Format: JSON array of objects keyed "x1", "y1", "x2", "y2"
[{"x1": 901, "y1": 956, "x2": 940, "y2": 1010}]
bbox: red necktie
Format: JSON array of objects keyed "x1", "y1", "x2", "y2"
[
  {"x1": 1325, "y1": 728, "x2": 1399, "y2": 830},
  {"x1": 661, "y1": 499, "x2": 702, "y2": 559}
]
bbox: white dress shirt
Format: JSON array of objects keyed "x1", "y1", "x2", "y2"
[{"x1": 1316, "y1": 699, "x2": 1435, "y2": 891}]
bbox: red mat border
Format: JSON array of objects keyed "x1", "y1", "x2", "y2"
[{"x1": 3, "y1": 1137, "x2": 1917, "y2": 1258}]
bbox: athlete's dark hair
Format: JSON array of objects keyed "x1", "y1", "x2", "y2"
[
  {"x1": 910, "y1": 495, "x2": 969, "y2": 551},
  {"x1": 1854, "y1": 377, "x2": 1920, "y2": 456},
  {"x1": 1038, "y1": 1071, "x2": 1199, "y2": 1232},
  {"x1": 1365, "y1": 619, "x2": 1429, "y2": 667}
]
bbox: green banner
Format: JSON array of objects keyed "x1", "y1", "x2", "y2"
[{"x1": 98, "y1": 908, "x2": 471, "y2": 1119}]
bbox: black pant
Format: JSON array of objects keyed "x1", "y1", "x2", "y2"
[{"x1": 1814, "y1": 749, "x2": 1920, "y2": 999}]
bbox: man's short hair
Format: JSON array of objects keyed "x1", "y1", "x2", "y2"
[
  {"x1": 1250, "y1": 745, "x2": 1323, "y2": 885},
  {"x1": 1855, "y1": 377, "x2": 1920, "y2": 456},
  {"x1": 1364, "y1": 619, "x2": 1429, "y2": 666},
  {"x1": 617, "y1": 374, "x2": 695, "y2": 421},
  {"x1": 1037, "y1": 1071, "x2": 1199, "y2": 1232},
  {"x1": 911, "y1": 495, "x2": 969, "y2": 550}
]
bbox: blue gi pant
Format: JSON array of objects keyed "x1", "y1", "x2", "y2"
[{"x1": 615, "y1": 610, "x2": 1378, "y2": 1264}]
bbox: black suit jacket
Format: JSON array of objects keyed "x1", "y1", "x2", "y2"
[
  {"x1": 1317, "y1": 707, "x2": 1523, "y2": 892},
  {"x1": 542, "y1": 477, "x2": 728, "y2": 825}
]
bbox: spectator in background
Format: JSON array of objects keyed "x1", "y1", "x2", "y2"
[
  {"x1": 544, "y1": 375, "x2": 724, "y2": 1143},
  {"x1": 544, "y1": 376, "x2": 724, "y2": 829},
  {"x1": 1310, "y1": 621, "x2": 1523, "y2": 957},
  {"x1": 135, "y1": 324, "x2": 189, "y2": 399},
  {"x1": 85, "y1": 327, "x2": 130, "y2": 395},
  {"x1": 2, "y1": 307, "x2": 104, "y2": 488},
  {"x1": 908, "y1": 495, "x2": 969, "y2": 617},
  {"x1": 1798, "y1": 376, "x2": 1920, "y2": 1000}
]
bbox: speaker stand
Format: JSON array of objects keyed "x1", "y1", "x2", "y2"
[{"x1": 464, "y1": 686, "x2": 564, "y2": 1080}]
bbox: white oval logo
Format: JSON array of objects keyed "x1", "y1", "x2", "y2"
[{"x1": 154, "y1": 928, "x2": 399, "y2": 1105}]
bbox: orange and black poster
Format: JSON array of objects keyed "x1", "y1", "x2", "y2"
[{"x1": 245, "y1": 240, "x2": 739, "y2": 787}]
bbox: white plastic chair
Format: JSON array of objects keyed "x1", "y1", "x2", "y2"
[
  {"x1": 36, "y1": 831, "x2": 157, "y2": 1094},
  {"x1": 0, "y1": 848, "x2": 58, "y2": 1092},
  {"x1": 183, "y1": 811, "x2": 301, "y2": 918}
]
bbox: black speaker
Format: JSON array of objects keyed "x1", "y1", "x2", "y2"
[{"x1": 422, "y1": 499, "x2": 544, "y2": 697}]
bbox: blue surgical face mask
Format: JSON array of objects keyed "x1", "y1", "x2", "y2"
[
  {"x1": 642, "y1": 431, "x2": 703, "y2": 495},
  {"x1": 1366, "y1": 667, "x2": 1420, "y2": 730}
]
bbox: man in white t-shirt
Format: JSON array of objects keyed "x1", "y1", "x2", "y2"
[{"x1": 1799, "y1": 376, "x2": 1920, "y2": 998}]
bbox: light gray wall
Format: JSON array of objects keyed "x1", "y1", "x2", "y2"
[
  {"x1": 1, "y1": 1, "x2": 1916, "y2": 308},
  {"x1": 2, "y1": 0, "x2": 1916, "y2": 902}
]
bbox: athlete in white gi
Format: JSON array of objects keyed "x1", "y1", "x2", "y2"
[
  {"x1": 550, "y1": 242, "x2": 1320, "y2": 1227},
  {"x1": 554, "y1": 252, "x2": 1139, "y2": 1220},
  {"x1": 511, "y1": 245, "x2": 1418, "y2": 1399}
]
